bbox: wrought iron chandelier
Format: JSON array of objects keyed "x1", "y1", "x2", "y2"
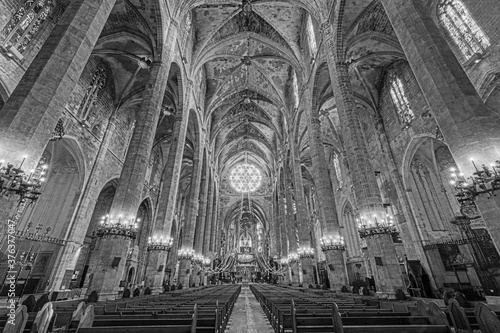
[
  {"x1": 357, "y1": 214, "x2": 398, "y2": 239},
  {"x1": 177, "y1": 248, "x2": 195, "y2": 260},
  {"x1": 449, "y1": 161, "x2": 500, "y2": 217},
  {"x1": 297, "y1": 246, "x2": 315, "y2": 258},
  {"x1": 0, "y1": 157, "x2": 48, "y2": 203},
  {"x1": 320, "y1": 235, "x2": 346, "y2": 252},
  {"x1": 147, "y1": 236, "x2": 173, "y2": 252},
  {"x1": 96, "y1": 214, "x2": 139, "y2": 239}
]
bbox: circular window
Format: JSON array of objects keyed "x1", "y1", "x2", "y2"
[{"x1": 229, "y1": 163, "x2": 262, "y2": 193}]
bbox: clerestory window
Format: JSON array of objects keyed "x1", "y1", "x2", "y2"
[
  {"x1": 333, "y1": 153, "x2": 343, "y2": 188},
  {"x1": 1, "y1": 0, "x2": 54, "y2": 56},
  {"x1": 306, "y1": 15, "x2": 317, "y2": 57},
  {"x1": 438, "y1": 0, "x2": 490, "y2": 60},
  {"x1": 78, "y1": 64, "x2": 108, "y2": 122},
  {"x1": 388, "y1": 70, "x2": 414, "y2": 125}
]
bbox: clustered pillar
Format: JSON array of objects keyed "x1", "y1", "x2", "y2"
[
  {"x1": 324, "y1": 6, "x2": 405, "y2": 293},
  {"x1": 90, "y1": 61, "x2": 169, "y2": 299},
  {"x1": 306, "y1": 113, "x2": 348, "y2": 290}
]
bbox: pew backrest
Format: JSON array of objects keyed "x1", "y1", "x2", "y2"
[
  {"x1": 475, "y1": 302, "x2": 500, "y2": 333},
  {"x1": 332, "y1": 303, "x2": 344, "y2": 333},
  {"x1": 417, "y1": 300, "x2": 428, "y2": 317},
  {"x1": 2, "y1": 305, "x2": 28, "y2": 333},
  {"x1": 31, "y1": 301, "x2": 53, "y2": 333},
  {"x1": 448, "y1": 299, "x2": 472, "y2": 333},
  {"x1": 428, "y1": 301, "x2": 450, "y2": 327},
  {"x1": 291, "y1": 300, "x2": 297, "y2": 333},
  {"x1": 76, "y1": 305, "x2": 95, "y2": 332},
  {"x1": 191, "y1": 304, "x2": 198, "y2": 333},
  {"x1": 22, "y1": 295, "x2": 36, "y2": 313},
  {"x1": 72, "y1": 302, "x2": 87, "y2": 322}
]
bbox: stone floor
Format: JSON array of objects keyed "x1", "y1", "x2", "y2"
[{"x1": 225, "y1": 286, "x2": 274, "y2": 333}]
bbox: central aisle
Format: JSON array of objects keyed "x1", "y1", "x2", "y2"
[{"x1": 225, "y1": 286, "x2": 275, "y2": 333}]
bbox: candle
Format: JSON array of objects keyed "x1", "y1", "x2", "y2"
[
  {"x1": 491, "y1": 164, "x2": 498, "y2": 176},
  {"x1": 19, "y1": 155, "x2": 27, "y2": 169},
  {"x1": 470, "y1": 158, "x2": 479, "y2": 172}
]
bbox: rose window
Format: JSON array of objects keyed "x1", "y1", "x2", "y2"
[{"x1": 229, "y1": 163, "x2": 262, "y2": 193}]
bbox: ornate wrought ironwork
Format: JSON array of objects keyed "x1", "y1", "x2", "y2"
[
  {"x1": 298, "y1": 246, "x2": 315, "y2": 258},
  {"x1": 0, "y1": 157, "x2": 47, "y2": 203},
  {"x1": 96, "y1": 214, "x2": 139, "y2": 239},
  {"x1": 321, "y1": 235, "x2": 346, "y2": 252},
  {"x1": 147, "y1": 236, "x2": 173, "y2": 252},
  {"x1": 178, "y1": 248, "x2": 195, "y2": 260}
]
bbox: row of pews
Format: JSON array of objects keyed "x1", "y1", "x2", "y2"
[
  {"x1": 1, "y1": 285, "x2": 241, "y2": 333},
  {"x1": 250, "y1": 284, "x2": 500, "y2": 333}
]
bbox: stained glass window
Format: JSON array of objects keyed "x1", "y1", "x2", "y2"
[
  {"x1": 333, "y1": 153, "x2": 343, "y2": 188},
  {"x1": 292, "y1": 70, "x2": 300, "y2": 109},
  {"x1": 438, "y1": 0, "x2": 490, "y2": 60},
  {"x1": 78, "y1": 64, "x2": 107, "y2": 121},
  {"x1": 306, "y1": 15, "x2": 317, "y2": 56},
  {"x1": 388, "y1": 70, "x2": 415, "y2": 125},
  {"x1": 230, "y1": 163, "x2": 262, "y2": 193},
  {"x1": 2, "y1": 0, "x2": 53, "y2": 54}
]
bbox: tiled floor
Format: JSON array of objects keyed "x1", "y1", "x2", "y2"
[{"x1": 225, "y1": 286, "x2": 274, "y2": 333}]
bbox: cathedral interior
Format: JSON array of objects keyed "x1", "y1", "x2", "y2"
[{"x1": 1, "y1": 0, "x2": 500, "y2": 308}]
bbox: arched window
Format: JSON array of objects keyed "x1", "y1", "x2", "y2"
[
  {"x1": 1, "y1": 0, "x2": 54, "y2": 55},
  {"x1": 438, "y1": 0, "x2": 490, "y2": 60},
  {"x1": 78, "y1": 64, "x2": 108, "y2": 122},
  {"x1": 388, "y1": 70, "x2": 415, "y2": 125},
  {"x1": 292, "y1": 70, "x2": 300, "y2": 109},
  {"x1": 333, "y1": 153, "x2": 343, "y2": 188},
  {"x1": 306, "y1": 15, "x2": 317, "y2": 57}
]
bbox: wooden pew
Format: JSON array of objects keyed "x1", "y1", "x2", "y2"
[
  {"x1": 73, "y1": 285, "x2": 240, "y2": 333},
  {"x1": 474, "y1": 302, "x2": 500, "y2": 333},
  {"x1": 332, "y1": 302, "x2": 452, "y2": 333}
]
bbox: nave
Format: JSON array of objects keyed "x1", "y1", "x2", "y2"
[
  {"x1": 3, "y1": 0, "x2": 500, "y2": 327},
  {"x1": 2, "y1": 283, "x2": 500, "y2": 333}
]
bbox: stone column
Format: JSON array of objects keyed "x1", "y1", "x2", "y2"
[
  {"x1": 193, "y1": 155, "x2": 209, "y2": 284},
  {"x1": 269, "y1": 190, "x2": 280, "y2": 258},
  {"x1": 278, "y1": 191, "x2": 290, "y2": 285},
  {"x1": 89, "y1": 61, "x2": 169, "y2": 299},
  {"x1": 210, "y1": 181, "x2": 219, "y2": 252},
  {"x1": 306, "y1": 114, "x2": 348, "y2": 290},
  {"x1": 323, "y1": 17, "x2": 404, "y2": 293},
  {"x1": 290, "y1": 145, "x2": 315, "y2": 286},
  {"x1": 283, "y1": 163, "x2": 300, "y2": 285},
  {"x1": 178, "y1": 147, "x2": 204, "y2": 287},
  {"x1": 144, "y1": 111, "x2": 188, "y2": 293},
  {"x1": 379, "y1": 0, "x2": 500, "y2": 251},
  {"x1": 0, "y1": 0, "x2": 116, "y2": 169},
  {"x1": 204, "y1": 170, "x2": 215, "y2": 254}
]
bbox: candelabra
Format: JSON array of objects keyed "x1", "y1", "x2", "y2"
[
  {"x1": 357, "y1": 214, "x2": 398, "y2": 239},
  {"x1": 147, "y1": 236, "x2": 173, "y2": 252},
  {"x1": 193, "y1": 254, "x2": 205, "y2": 264},
  {"x1": 297, "y1": 246, "x2": 315, "y2": 258},
  {"x1": 287, "y1": 253, "x2": 299, "y2": 263},
  {"x1": 202, "y1": 257, "x2": 211, "y2": 266},
  {"x1": 177, "y1": 248, "x2": 195, "y2": 260},
  {"x1": 17, "y1": 250, "x2": 37, "y2": 268},
  {"x1": 0, "y1": 157, "x2": 48, "y2": 203},
  {"x1": 96, "y1": 214, "x2": 139, "y2": 239},
  {"x1": 320, "y1": 235, "x2": 346, "y2": 252},
  {"x1": 449, "y1": 161, "x2": 500, "y2": 218}
]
